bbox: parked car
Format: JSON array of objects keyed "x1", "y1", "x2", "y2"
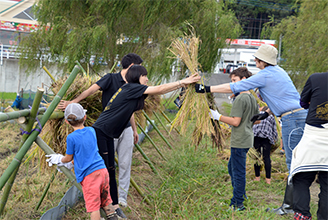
[{"x1": 224, "y1": 64, "x2": 239, "y2": 74}]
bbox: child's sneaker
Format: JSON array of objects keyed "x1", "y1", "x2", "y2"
[{"x1": 115, "y1": 207, "x2": 127, "y2": 219}]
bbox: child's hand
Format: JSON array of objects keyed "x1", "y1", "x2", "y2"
[
  {"x1": 45, "y1": 154, "x2": 64, "y2": 166},
  {"x1": 209, "y1": 109, "x2": 222, "y2": 121},
  {"x1": 56, "y1": 161, "x2": 74, "y2": 173}
]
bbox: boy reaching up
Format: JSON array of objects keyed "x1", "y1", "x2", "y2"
[{"x1": 46, "y1": 103, "x2": 118, "y2": 220}]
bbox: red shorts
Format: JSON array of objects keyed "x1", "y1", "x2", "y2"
[{"x1": 80, "y1": 168, "x2": 112, "y2": 212}]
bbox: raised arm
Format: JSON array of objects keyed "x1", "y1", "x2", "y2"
[
  {"x1": 144, "y1": 73, "x2": 200, "y2": 95},
  {"x1": 210, "y1": 83, "x2": 233, "y2": 93},
  {"x1": 58, "y1": 84, "x2": 101, "y2": 110}
]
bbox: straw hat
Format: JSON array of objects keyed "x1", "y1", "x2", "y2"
[{"x1": 253, "y1": 44, "x2": 278, "y2": 65}]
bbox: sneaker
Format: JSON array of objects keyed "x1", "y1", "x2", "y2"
[
  {"x1": 106, "y1": 212, "x2": 118, "y2": 220},
  {"x1": 115, "y1": 207, "x2": 127, "y2": 219},
  {"x1": 119, "y1": 199, "x2": 127, "y2": 208},
  {"x1": 235, "y1": 205, "x2": 246, "y2": 211},
  {"x1": 227, "y1": 205, "x2": 245, "y2": 212}
]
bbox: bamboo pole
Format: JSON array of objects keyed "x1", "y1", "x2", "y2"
[
  {"x1": 33, "y1": 136, "x2": 82, "y2": 192},
  {"x1": 35, "y1": 111, "x2": 64, "y2": 121},
  {"x1": 109, "y1": 61, "x2": 117, "y2": 73},
  {"x1": 4, "y1": 106, "x2": 26, "y2": 124},
  {"x1": 75, "y1": 61, "x2": 87, "y2": 76},
  {"x1": 160, "y1": 110, "x2": 181, "y2": 135},
  {"x1": 0, "y1": 88, "x2": 44, "y2": 215},
  {"x1": 134, "y1": 143, "x2": 158, "y2": 175},
  {"x1": 35, "y1": 170, "x2": 58, "y2": 211},
  {"x1": 42, "y1": 66, "x2": 56, "y2": 82},
  {"x1": 142, "y1": 110, "x2": 173, "y2": 150},
  {"x1": 129, "y1": 177, "x2": 151, "y2": 206},
  {"x1": 0, "y1": 65, "x2": 80, "y2": 190},
  {"x1": 137, "y1": 123, "x2": 167, "y2": 161},
  {"x1": 0, "y1": 107, "x2": 46, "y2": 122},
  {"x1": 152, "y1": 110, "x2": 174, "y2": 142}
]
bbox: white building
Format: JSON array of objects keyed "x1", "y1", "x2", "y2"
[{"x1": 214, "y1": 39, "x2": 277, "y2": 75}]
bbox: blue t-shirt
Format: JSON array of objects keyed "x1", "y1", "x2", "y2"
[{"x1": 66, "y1": 127, "x2": 105, "y2": 183}]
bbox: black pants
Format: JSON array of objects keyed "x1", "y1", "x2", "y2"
[
  {"x1": 253, "y1": 137, "x2": 271, "y2": 179},
  {"x1": 93, "y1": 127, "x2": 118, "y2": 205},
  {"x1": 293, "y1": 171, "x2": 328, "y2": 219}
]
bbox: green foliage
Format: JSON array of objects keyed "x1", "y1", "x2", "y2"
[
  {"x1": 17, "y1": 0, "x2": 241, "y2": 82},
  {"x1": 225, "y1": 0, "x2": 298, "y2": 39},
  {"x1": 270, "y1": 1, "x2": 328, "y2": 89}
]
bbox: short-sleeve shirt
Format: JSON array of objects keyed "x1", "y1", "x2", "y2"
[
  {"x1": 96, "y1": 72, "x2": 126, "y2": 110},
  {"x1": 230, "y1": 93, "x2": 259, "y2": 148},
  {"x1": 66, "y1": 127, "x2": 106, "y2": 183},
  {"x1": 92, "y1": 83, "x2": 148, "y2": 138},
  {"x1": 301, "y1": 72, "x2": 328, "y2": 125},
  {"x1": 96, "y1": 72, "x2": 132, "y2": 128}
]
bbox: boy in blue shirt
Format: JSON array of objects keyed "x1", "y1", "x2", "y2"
[{"x1": 46, "y1": 103, "x2": 117, "y2": 220}]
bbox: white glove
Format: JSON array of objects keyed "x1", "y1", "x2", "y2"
[
  {"x1": 56, "y1": 161, "x2": 74, "y2": 173},
  {"x1": 209, "y1": 109, "x2": 222, "y2": 121},
  {"x1": 58, "y1": 161, "x2": 74, "y2": 169},
  {"x1": 45, "y1": 154, "x2": 64, "y2": 167}
]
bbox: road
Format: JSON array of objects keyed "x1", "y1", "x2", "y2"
[{"x1": 203, "y1": 73, "x2": 232, "y2": 110}]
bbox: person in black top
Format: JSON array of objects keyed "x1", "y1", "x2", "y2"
[
  {"x1": 92, "y1": 64, "x2": 200, "y2": 213},
  {"x1": 59, "y1": 53, "x2": 143, "y2": 218},
  {"x1": 288, "y1": 72, "x2": 328, "y2": 220}
]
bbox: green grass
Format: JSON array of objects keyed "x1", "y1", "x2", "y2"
[
  {"x1": 126, "y1": 110, "x2": 320, "y2": 220},
  {"x1": 0, "y1": 92, "x2": 16, "y2": 101},
  {"x1": 0, "y1": 108, "x2": 321, "y2": 220}
]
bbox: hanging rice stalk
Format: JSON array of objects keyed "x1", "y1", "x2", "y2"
[
  {"x1": 248, "y1": 147, "x2": 264, "y2": 166},
  {"x1": 168, "y1": 24, "x2": 222, "y2": 147},
  {"x1": 206, "y1": 93, "x2": 228, "y2": 151},
  {"x1": 134, "y1": 93, "x2": 162, "y2": 128}
]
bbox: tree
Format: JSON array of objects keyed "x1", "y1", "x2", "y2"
[
  {"x1": 225, "y1": 0, "x2": 298, "y2": 39},
  {"x1": 18, "y1": 0, "x2": 242, "y2": 80},
  {"x1": 270, "y1": 1, "x2": 328, "y2": 89}
]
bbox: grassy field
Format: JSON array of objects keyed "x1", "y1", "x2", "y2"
[
  {"x1": 0, "y1": 110, "x2": 320, "y2": 220},
  {"x1": 0, "y1": 92, "x2": 16, "y2": 101}
]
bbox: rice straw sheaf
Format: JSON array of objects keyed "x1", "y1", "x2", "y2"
[
  {"x1": 134, "y1": 93, "x2": 162, "y2": 128},
  {"x1": 207, "y1": 93, "x2": 228, "y2": 152},
  {"x1": 36, "y1": 74, "x2": 162, "y2": 168},
  {"x1": 37, "y1": 74, "x2": 103, "y2": 169},
  {"x1": 168, "y1": 26, "x2": 222, "y2": 148}
]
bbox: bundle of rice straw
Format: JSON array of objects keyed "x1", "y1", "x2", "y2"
[
  {"x1": 134, "y1": 92, "x2": 162, "y2": 128},
  {"x1": 36, "y1": 73, "x2": 162, "y2": 168},
  {"x1": 36, "y1": 74, "x2": 102, "y2": 169},
  {"x1": 168, "y1": 25, "x2": 223, "y2": 148}
]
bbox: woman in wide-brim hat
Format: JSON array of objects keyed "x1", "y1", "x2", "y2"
[{"x1": 194, "y1": 44, "x2": 308, "y2": 216}]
